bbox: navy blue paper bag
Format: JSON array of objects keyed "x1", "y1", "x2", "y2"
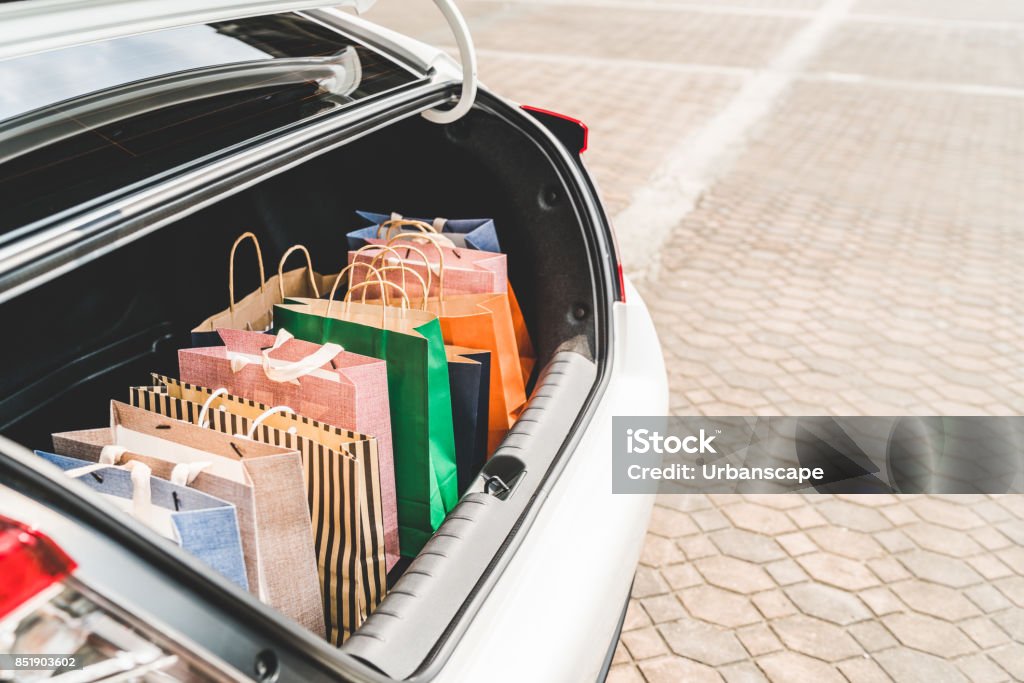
[
  {"x1": 347, "y1": 211, "x2": 501, "y2": 253},
  {"x1": 446, "y1": 347, "x2": 491, "y2": 494}
]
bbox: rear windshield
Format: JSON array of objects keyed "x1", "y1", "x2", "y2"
[{"x1": 0, "y1": 14, "x2": 421, "y2": 238}]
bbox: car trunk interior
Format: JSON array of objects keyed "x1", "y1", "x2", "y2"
[{"x1": 0, "y1": 104, "x2": 603, "y2": 676}]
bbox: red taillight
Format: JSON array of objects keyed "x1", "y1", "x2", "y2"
[
  {"x1": 0, "y1": 515, "x2": 75, "y2": 620},
  {"x1": 617, "y1": 263, "x2": 627, "y2": 303},
  {"x1": 521, "y1": 105, "x2": 589, "y2": 155},
  {"x1": 0, "y1": 518, "x2": 231, "y2": 679}
]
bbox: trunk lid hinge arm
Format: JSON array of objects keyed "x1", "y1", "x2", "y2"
[{"x1": 421, "y1": 0, "x2": 478, "y2": 124}]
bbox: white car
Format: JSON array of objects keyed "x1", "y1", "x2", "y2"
[{"x1": 0, "y1": 2, "x2": 668, "y2": 681}]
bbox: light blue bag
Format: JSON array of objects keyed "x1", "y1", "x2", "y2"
[
  {"x1": 36, "y1": 451, "x2": 249, "y2": 591},
  {"x1": 347, "y1": 210, "x2": 501, "y2": 253}
]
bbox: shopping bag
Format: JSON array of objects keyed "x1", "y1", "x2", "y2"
[
  {"x1": 36, "y1": 451, "x2": 249, "y2": 592},
  {"x1": 348, "y1": 211, "x2": 501, "y2": 253},
  {"x1": 134, "y1": 378, "x2": 387, "y2": 638},
  {"x1": 192, "y1": 235, "x2": 340, "y2": 347},
  {"x1": 506, "y1": 286, "x2": 535, "y2": 385},
  {"x1": 50, "y1": 401, "x2": 325, "y2": 637},
  {"x1": 353, "y1": 239, "x2": 528, "y2": 449},
  {"x1": 178, "y1": 328, "x2": 399, "y2": 571},
  {"x1": 129, "y1": 383, "x2": 378, "y2": 645},
  {"x1": 446, "y1": 347, "x2": 490, "y2": 494},
  {"x1": 274, "y1": 265, "x2": 458, "y2": 556},
  {"x1": 350, "y1": 234, "x2": 536, "y2": 386},
  {"x1": 351, "y1": 234, "x2": 507, "y2": 297}
]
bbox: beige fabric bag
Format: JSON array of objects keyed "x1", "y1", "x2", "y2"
[
  {"x1": 51, "y1": 401, "x2": 325, "y2": 637},
  {"x1": 130, "y1": 378, "x2": 387, "y2": 645}
]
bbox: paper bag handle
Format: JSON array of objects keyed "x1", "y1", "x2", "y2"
[
  {"x1": 365, "y1": 242, "x2": 434, "y2": 305},
  {"x1": 278, "y1": 244, "x2": 320, "y2": 300},
  {"x1": 378, "y1": 213, "x2": 446, "y2": 232},
  {"x1": 373, "y1": 265, "x2": 428, "y2": 311},
  {"x1": 91, "y1": 443, "x2": 205, "y2": 496},
  {"x1": 326, "y1": 262, "x2": 410, "y2": 327},
  {"x1": 229, "y1": 232, "x2": 266, "y2": 313},
  {"x1": 325, "y1": 261, "x2": 380, "y2": 314},
  {"x1": 377, "y1": 218, "x2": 435, "y2": 239},
  {"x1": 99, "y1": 445, "x2": 127, "y2": 465},
  {"x1": 66, "y1": 460, "x2": 162, "y2": 530},
  {"x1": 351, "y1": 244, "x2": 425, "y2": 296},
  {"x1": 125, "y1": 460, "x2": 156, "y2": 522},
  {"x1": 171, "y1": 461, "x2": 210, "y2": 486},
  {"x1": 246, "y1": 405, "x2": 298, "y2": 439},
  {"x1": 66, "y1": 462, "x2": 111, "y2": 478},
  {"x1": 345, "y1": 280, "x2": 412, "y2": 327},
  {"x1": 259, "y1": 329, "x2": 344, "y2": 383},
  {"x1": 386, "y1": 232, "x2": 448, "y2": 303},
  {"x1": 198, "y1": 387, "x2": 229, "y2": 429},
  {"x1": 376, "y1": 216, "x2": 456, "y2": 247}
]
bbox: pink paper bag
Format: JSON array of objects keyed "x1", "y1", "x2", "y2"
[
  {"x1": 349, "y1": 242, "x2": 507, "y2": 298},
  {"x1": 349, "y1": 241, "x2": 535, "y2": 386},
  {"x1": 178, "y1": 328, "x2": 400, "y2": 570}
]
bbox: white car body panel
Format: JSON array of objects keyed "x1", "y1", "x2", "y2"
[
  {"x1": 0, "y1": 2, "x2": 669, "y2": 677},
  {"x1": 439, "y1": 279, "x2": 668, "y2": 683}
]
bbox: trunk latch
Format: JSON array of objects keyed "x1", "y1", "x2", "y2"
[{"x1": 478, "y1": 455, "x2": 525, "y2": 500}]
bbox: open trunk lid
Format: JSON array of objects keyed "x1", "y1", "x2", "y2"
[{"x1": 0, "y1": 0, "x2": 377, "y2": 60}]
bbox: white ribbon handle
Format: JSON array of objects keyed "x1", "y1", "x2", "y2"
[
  {"x1": 65, "y1": 463, "x2": 109, "y2": 478},
  {"x1": 123, "y1": 461, "x2": 177, "y2": 540},
  {"x1": 66, "y1": 460, "x2": 177, "y2": 540},
  {"x1": 99, "y1": 445, "x2": 127, "y2": 465},
  {"x1": 198, "y1": 387, "x2": 229, "y2": 429},
  {"x1": 123, "y1": 460, "x2": 154, "y2": 521},
  {"x1": 69, "y1": 460, "x2": 159, "y2": 527},
  {"x1": 171, "y1": 461, "x2": 211, "y2": 487},
  {"x1": 229, "y1": 329, "x2": 343, "y2": 384},
  {"x1": 245, "y1": 405, "x2": 298, "y2": 440}
]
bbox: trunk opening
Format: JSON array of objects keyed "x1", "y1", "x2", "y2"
[{"x1": 0, "y1": 101, "x2": 604, "y2": 674}]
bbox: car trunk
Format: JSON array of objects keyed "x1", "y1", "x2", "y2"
[{"x1": 0, "y1": 101, "x2": 605, "y2": 677}]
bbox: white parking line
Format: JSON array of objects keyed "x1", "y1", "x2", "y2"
[
  {"x1": 463, "y1": 46, "x2": 1024, "y2": 101},
  {"x1": 466, "y1": 0, "x2": 1024, "y2": 30},
  {"x1": 807, "y1": 72, "x2": 1024, "y2": 99},
  {"x1": 471, "y1": 47, "x2": 756, "y2": 77},
  {"x1": 846, "y1": 13, "x2": 1024, "y2": 31},
  {"x1": 613, "y1": 0, "x2": 856, "y2": 282},
  {"x1": 471, "y1": 0, "x2": 816, "y2": 20}
]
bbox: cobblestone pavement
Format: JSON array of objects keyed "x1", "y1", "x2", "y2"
[
  {"x1": 364, "y1": 1, "x2": 1024, "y2": 680},
  {"x1": 622, "y1": 494, "x2": 1024, "y2": 683}
]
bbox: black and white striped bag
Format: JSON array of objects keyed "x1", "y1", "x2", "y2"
[{"x1": 131, "y1": 377, "x2": 386, "y2": 645}]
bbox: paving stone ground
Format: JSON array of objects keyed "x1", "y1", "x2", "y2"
[{"x1": 364, "y1": 2, "x2": 1024, "y2": 680}]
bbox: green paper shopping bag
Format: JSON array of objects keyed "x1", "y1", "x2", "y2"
[{"x1": 275, "y1": 264, "x2": 457, "y2": 556}]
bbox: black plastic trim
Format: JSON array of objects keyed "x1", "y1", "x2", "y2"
[{"x1": 598, "y1": 580, "x2": 632, "y2": 683}]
